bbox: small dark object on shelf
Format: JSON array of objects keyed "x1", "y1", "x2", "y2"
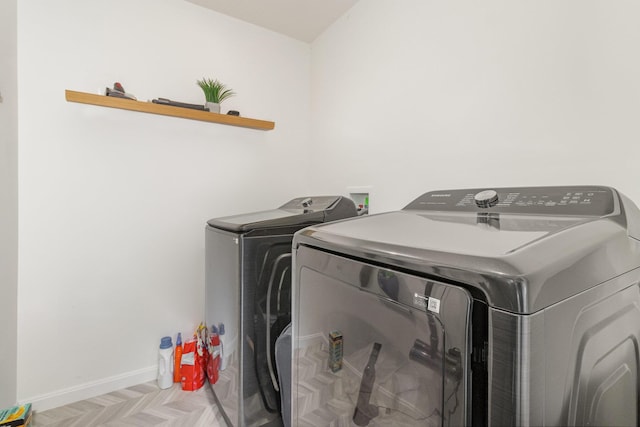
[
  {"x1": 106, "y1": 82, "x2": 136, "y2": 100},
  {"x1": 152, "y1": 98, "x2": 208, "y2": 111},
  {"x1": 227, "y1": 110, "x2": 240, "y2": 116}
]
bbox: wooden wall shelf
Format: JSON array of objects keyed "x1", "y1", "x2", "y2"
[{"x1": 65, "y1": 90, "x2": 275, "y2": 131}]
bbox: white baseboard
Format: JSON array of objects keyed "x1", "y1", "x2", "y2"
[{"x1": 20, "y1": 365, "x2": 157, "y2": 412}]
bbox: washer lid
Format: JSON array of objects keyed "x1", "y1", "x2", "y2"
[
  {"x1": 207, "y1": 196, "x2": 356, "y2": 233},
  {"x1": 294, "y1": 186, "x2": 640, "y2": 314},
  {"x1": 305, "y1": 210, "x2": 589, "y2": 258}
]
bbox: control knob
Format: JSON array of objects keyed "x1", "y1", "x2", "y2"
[{"x1": 474, "y1": 190, "x2": 499, "y2": 208}]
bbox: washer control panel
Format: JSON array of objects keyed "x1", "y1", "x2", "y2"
[{"x1": 404, "y1": 186, "x2": 616, "y2": 216}]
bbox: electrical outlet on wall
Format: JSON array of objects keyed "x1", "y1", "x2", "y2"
[{"x1": 347, "y1": 186, "x2": 372, "y2": 215}]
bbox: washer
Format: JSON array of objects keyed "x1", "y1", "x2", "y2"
[
  {"x1": 205, "y1": 196, "x2": 357, "y2": 427},
  {"x1": 290, "y1": 186, "x2": 640, "y2": 426}
]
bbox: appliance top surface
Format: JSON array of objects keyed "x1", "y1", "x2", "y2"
[
  {"x1": 294, "y1": 186, "x2": 640, "y2": 313},
  {"x1": 207, "y1": 196, "x2": 354, "y2": 233},
  {"x1": 308, "y1": 210, "x2": 585, "y2": 257}
]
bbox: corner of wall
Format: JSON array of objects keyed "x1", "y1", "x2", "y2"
[{"x1": 0, "y1": 0, "x2": 19, "y2": 409}]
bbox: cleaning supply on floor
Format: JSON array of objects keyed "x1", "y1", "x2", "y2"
[
  {"x1": 218, "y1": 322, "x2": 227, "y2": 371},
  {"x1": 181, "y1": 337, "x2": 206, "y2": 391},
  {"x1": 173, "y1": 332, "x2": 183, "y2": 383},
  {"x1": 0, "y1": 403, "x2": 32, "y2": 427},
  {"x1": 197, "y1": 323, "x2": 209, "y2": 381},
  {"x1": 157, "y1": 336, "x2": 174, "y2": 390}
]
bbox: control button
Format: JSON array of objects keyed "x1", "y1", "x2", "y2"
[{"x1": 474, "y1": 190, "x2": 499, "y2": 208}]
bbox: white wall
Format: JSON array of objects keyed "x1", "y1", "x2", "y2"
[
  {"x1": 15, "y1": 0, "x2": 640, "y2": 412},
  {"x1": 17, "y1": 0, "x2": 311, "y2": 409},
  {"x1": 310, "y1": 0, "x2": 640, "y2": 212},
  {"x1": 0, "y1": 0, "x2": 18, "y2": 409}
]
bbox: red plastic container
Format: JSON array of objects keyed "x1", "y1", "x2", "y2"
[
  {"x1": 207, "y1": 332, "x2": 221, "y2": 384},
  {"x1": 180, "y1": 339, "x2": 205, "y2": 391}
]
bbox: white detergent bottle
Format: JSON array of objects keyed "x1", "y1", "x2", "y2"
[{"x1": 158, "y1": 336, "x2": 174, "y2": 389}]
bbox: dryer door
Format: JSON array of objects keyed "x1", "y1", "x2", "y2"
[{"x1": 293, "y1": 246, "x2": 472, "y2": 426}]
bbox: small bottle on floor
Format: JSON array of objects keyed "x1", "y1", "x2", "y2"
[
  {"x1": 158, "y1": 336, "x2": 174, "y2": 389},
  {"x1": 174, "y1": 333, "x2": 183, "y2": 383}
]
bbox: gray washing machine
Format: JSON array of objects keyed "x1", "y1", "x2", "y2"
[
  {"x1": 205, "y1": 196, "x2": 357, "y2": 427},
  {"x1": 290, "y1": 186, "x2": 640, "y2": 426}
]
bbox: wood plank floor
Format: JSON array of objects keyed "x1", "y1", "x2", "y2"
[{"x1": 31, "y1": 381, "x2": 227, "y2": 427}]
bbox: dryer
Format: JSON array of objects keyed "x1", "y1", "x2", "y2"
[
  {"x1": 290, "y1": 186, "x2": 640, "y2": 426},
  {"x1": 205, "y1": 196, "x2": 357, "y2": 426}
]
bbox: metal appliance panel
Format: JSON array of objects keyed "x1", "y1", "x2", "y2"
[
  {"x1": 206, "y1": 227, "x2": 242, "y2": 425},
  {"x1": 205, "y1": 227, "x2": 240, "y2": 372},
  {"x1": 486, "y1": 270, "x2": 640, "y2": 426},
  {"x1": 293, "y1": 245, "x2": 472, "y2": 426},
  {"x1": 487, "y1": 308, "x2": 546, "y2": 426},
  {"x1": 544, "y1": 272, "x2": 640, "y2": 426}
]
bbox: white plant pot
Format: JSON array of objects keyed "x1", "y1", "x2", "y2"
[{"x1": 206, "y1": 102, "x2": 221, "y2": 114}]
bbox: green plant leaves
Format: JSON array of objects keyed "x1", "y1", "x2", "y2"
[{"x1": 196, "y1": 78, "x2": 236, "y2": 103}]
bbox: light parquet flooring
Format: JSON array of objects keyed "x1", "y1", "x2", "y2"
[{"x1": 31, "y1": 381, "x2": 227, "y2": 427}]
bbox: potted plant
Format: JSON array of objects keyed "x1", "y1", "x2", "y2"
[{"x1": 197, "y1": 78, "x2": 235, "y2": 113}]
